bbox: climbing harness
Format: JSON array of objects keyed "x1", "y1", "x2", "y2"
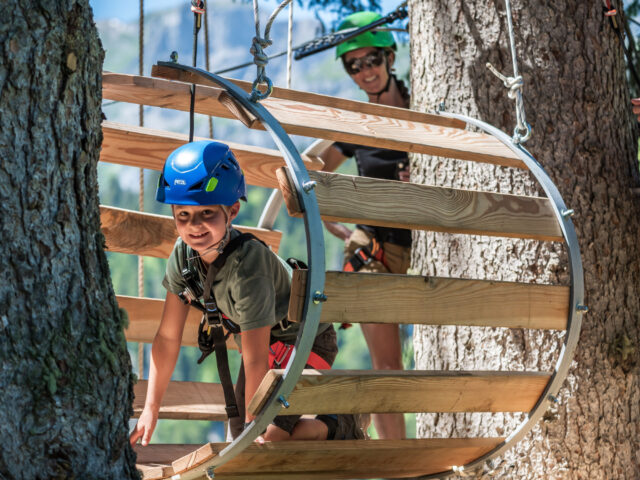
[
  {"x1": 343, "y1": 237, "x2": 386, "y2": 273},
  {"x1": 486, "y1": 0, "x2": 532, "y2": 144}
]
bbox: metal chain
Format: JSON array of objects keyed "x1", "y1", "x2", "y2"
[
  {"x1": 250, "y1": 0, "x2": 293, "y2": 101},
  {"x1": 486, "y1": 0, "x2": 532, "y2": 144}
]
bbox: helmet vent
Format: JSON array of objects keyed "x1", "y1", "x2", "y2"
[{"x1": 188, "y1": 181, "x2": 204, "y2": 191}]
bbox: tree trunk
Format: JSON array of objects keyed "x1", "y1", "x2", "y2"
[
  {"x1": 409, "y1": 0, "x2": 640, "y2": 477},
  {"x1": 0, "y1": 1, "x2": 138, "y2": 478}
]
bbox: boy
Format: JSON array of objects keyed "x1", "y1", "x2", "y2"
[{"x1": 129, "y1": 140, "x2": 363, "y2": 446}]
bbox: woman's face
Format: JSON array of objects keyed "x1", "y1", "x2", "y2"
[{"x1": 343, "y1": 47, "x2": 393, "y2": 95}]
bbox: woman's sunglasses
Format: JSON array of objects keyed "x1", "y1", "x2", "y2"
[{"x1": 343, "y1": 50, "x2": 386, "y2": 75}]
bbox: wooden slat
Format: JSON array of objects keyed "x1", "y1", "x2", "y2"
[
  {"x1": 101, "y1": 205, "x2": 283, "y2": 257},
  {"x1": 135, "y1": 444, "x2": 196, "y2": 480},
  {"x1": 133, "y1": 381, "x2": 227, "y2": 421},
  {"x1": 277, "y1": 168, "x2": 563, "y2": 241},
  {"x1": 152, "y1": 64, "x2": 467, "y2": 130},
  {"x1": 136, "y1": 463, "x2": 173, "y2": 480},
  {"x1": 117, "y1": 295, "x2": 238, "y2": 350},
  {"x1": 103, "y1": 72, "x2": 525, "y2": 169},
  {"x1": 168, "y1": 438, "x2": 504, "y2": 479},
  {"x1": 288, "y1": 270, "x2": 569, "y2": 330},
  {"x1": 248, "y1": 369, "x2": 551, "y2": 417},
  {"x1": 100, "y1": 121, "x2": 324, "y2": 189}
]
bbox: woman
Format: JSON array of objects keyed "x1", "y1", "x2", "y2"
[{"x1": 321, "y1": 11, "x2": 412, "y2": 440}]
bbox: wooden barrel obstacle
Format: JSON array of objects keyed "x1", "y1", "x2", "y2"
[{"x1": 101, "y1": 64, "x2": 584, "y2": 479}]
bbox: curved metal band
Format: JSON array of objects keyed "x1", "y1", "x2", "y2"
[
  {"x1": 415, "y1": 112, "x2": 584, "y2": 479},
  {"x1": 156, "y1": 62, "x2": 326, "y2": 479}
]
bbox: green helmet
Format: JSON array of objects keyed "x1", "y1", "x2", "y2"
[{"x1": 335, "y1": 11, "x2": 396, "y2": 59}]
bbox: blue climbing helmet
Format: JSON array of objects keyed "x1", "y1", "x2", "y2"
[{"x1": 156, "y1": 140, "x2": 246, "y2": 206}]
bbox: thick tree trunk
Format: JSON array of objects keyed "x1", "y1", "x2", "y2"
[
  {"x1": 410, "y1": 0, "x2": 640, "y2": 478},
  {"x1": 0, "y1": 1, "x2": 138, "y2": 478}
]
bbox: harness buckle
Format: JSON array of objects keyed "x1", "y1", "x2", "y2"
[
  {"x1": 225, "y1": 404, "x2": 239, "y2": 418},
  {"x1": 204, "y1": 301, "x2": 221, "y2": 327}
]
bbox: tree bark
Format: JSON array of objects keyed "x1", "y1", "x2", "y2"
[
  {"x1": 0, "y1": 1, "x2": 138, "y2": 478},
  {"x1": 410, "y1": 0, "x2": 640, "y2": 478}
]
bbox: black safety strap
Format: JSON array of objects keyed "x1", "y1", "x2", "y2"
[{"x1": 187, "y1": 232, "x2": 263, "y2": 420}]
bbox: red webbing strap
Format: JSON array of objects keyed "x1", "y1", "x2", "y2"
[{"x1": 268, "y1": 341, "x2": 331, "y2": 370}]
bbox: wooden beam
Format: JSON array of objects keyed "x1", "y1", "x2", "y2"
[
  {"x1": 101, "y1": 205, "x2": 283, "y2": 257},
  {"x1": 288, "y1": 270, "x2": 569, "y2": 330},
  {"x1": 151, "y1": 64, "x2": 467, "y2": 130},
  {"x1": 103, "y1": 72, "x2": 525, "y2": 169},
  {"x1": 100, "y1": 121, "x2": 324, "y2": 190},
  {"x1": 167, "y1": 438, "x2": 504, "y2": 479},
  {"x1": 117, "y1": 295, "x2": 238, "y2": 350},
  {"x1": 248, "y1": 369, "x2": 551, "y2": 417},
  {"x1": 277, "y1": 168, "x2": 563, "y2": 242},
  {"x1": 133, "y1": 381, "x2": 228, "y2": 421}
]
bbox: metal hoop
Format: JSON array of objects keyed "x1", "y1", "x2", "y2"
[
  {"x1": 414, "y1": 111, "x2": 584, "y2": 479},
  {"x1": 156, "y1": 61, "x2": 326, "y2": 479}
]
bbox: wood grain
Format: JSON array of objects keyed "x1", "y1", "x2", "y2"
[
  {"x1": 100, "y1": 121, "x2": 324, "y2": 189},
  {"x1": 152, "y1": 64, "x2": 467, "y2": 129},
  {"x1": 288, "y1": 270, "x2": 569, "y2": 330},
  {"x1": 168, "y1": 438, "x2": 504, "y2": 479},
  {"x1": 248, "y1": 369, "x2": 551, "y2": 416},
  {"x1": 133, "y1": 381, "x2": 228, "y2": 421},
  {"x1": 277, "y1": 168, "x2": 563, "y2": 241},
  {"x1": 117, "y1": 295, "x2": 238, "y2": 350},
  {"x1": 100, "y1": 205, "x2": 283, "y2": 257},
  {"x1": 103, "y1": 72, "x2": 525, "y2": 169}
]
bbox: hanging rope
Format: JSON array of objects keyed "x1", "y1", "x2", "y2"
[
  {"x1": 203, "y1": 0, "x2": 214, "y2": 138},
  {"x1": 138, "y1": 0, "x2": 145, "y2": 380},
  {"x1": 249, "y1": 0, "x2": 293, "y2": 101},
  {"x1": 486, "y1": 0, "x2": 532, "y2": 144},
  {"x1": 286, "y1": 0, "x2": 294, "y2": 89},
  {"x1": 190, "y1": 0, "x2": 205, "y2": 142}
]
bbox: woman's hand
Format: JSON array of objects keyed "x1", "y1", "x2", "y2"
[
  {"x1": 129, "y1": 406, "x2": 158, "y2": 447},
  {"x1": 323, "y1": 221, "x2": 353, "y2": 242}
]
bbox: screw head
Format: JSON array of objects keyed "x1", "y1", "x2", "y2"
[
  {"x1": 562, "y1": 209, "x2": 575, "y2": 218},
  {"x1": 302, "y1": 180, "x2": 317, "y2": 193},
  {"x1": 313, "y1": 291, "x2": 328, "y2": 304},
  {"x1": 576, "y1": 304, "x2": 589, "y2": 313}
]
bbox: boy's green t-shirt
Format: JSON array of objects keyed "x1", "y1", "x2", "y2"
[{"x1": 162, "y1": 229, "x2": 327, "y2": 345}]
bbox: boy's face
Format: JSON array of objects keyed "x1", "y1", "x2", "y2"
[{"x1": 172, "y1": 203, "x2": 239, "y2": 254}]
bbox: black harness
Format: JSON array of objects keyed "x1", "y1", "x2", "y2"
[{"x1": 179, "y1": 232, "x2": 262, "y2": 420}]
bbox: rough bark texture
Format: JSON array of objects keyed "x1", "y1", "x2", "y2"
[
  {"x1": 410, "y1": 0, "x2": 640, "y2": 478},
  {"x1": 0, "y1": 1, "x2": 138, "y2": 478}
]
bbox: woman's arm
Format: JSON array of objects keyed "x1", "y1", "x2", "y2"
[
  {"x1": 320, "y1": 146, "x2": 353, "y2": 241},
  {"x1": 129, "y1": 292, "x2": 189, "y2": 446}
]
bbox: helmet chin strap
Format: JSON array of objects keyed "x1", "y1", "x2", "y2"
[
  {"x1": 367, "y1": 54, "x2": 394, "y2": 103},
  {"x1": 195, "y1": 206, "x2": 233, "y2": 259}
]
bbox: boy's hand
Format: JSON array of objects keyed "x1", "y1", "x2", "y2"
[{"x1": 129, "y1": 407, "x2": 158, "y2": 447}]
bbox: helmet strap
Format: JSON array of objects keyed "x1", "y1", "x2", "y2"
[
  {"x1": 369, "y1": 52, "x2": 394, "y2": 102},
  {"x1": 193, "y1": 206, "x2": 233, "y2": 258}
]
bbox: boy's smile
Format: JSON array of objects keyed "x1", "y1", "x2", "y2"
[{"x1": 173, "y1": 203, "x2": 239, "y2": 261}]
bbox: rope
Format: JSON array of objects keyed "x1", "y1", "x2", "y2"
[
  {"x1": 486, "y1": 0, "x2": 532, "y2": 144},
  {"x1": 286, "y1": 0, "x2": 294, "y2": 89},
  {"x1": 189, "y1": 0, "x2": 205, "y2": 142},
  {"x1": 203, "y1": 0, "x2": 214, "y2": 138},
  {"x1": 138, "y1": 0, "x2": 145, "y2": 380},
  {"x1": 249, "y1": 0, "x2": 293, "y2": 101}
]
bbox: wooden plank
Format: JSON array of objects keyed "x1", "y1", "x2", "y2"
[
  {"x1": 133, "y1": 381, "x2": 228, "y2": 421},
  {"x1": 103, "y1": 72, "x2": 526, "y2": 169},
  {"x1": 247, "y1": 369, "x2": 551, "y2": 417},
  {"x1": 277, "y1": 168, "x2": 563, "y2": 241},
  {"x1": 288, "y1": 270, "x2": 569, "y2": 330},
  {"x1": 151, "y1": 64, "x2": 467, "y2": 130},
  {"x1": 136, "y1": 463, "x2": 173, "y2": 480},
  {"x1": 170, "y1": 438, "x2": 504, "y2": 479},
  {"x1": 117, "y1": 295, "x2": 238, "y2": 350},
  {"x1": 100, "y1": 205, "x2": 283, "y2": 257},
  {"x1": 100, "y1": 121, "x2": 324, "y2": 190}
]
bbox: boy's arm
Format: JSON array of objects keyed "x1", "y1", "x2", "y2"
[
  {"x1": 129, "y1": 292, "x2": 189, "y2": 446},
  {"x1": 240, "y1": 325, "x2": 272, "y2": 423}
]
